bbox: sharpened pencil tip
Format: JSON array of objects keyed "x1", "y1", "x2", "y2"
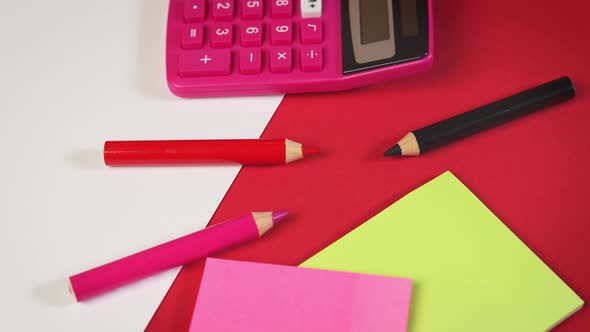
[
  {"x1": 272, "y1": 211, "x2": 289, "y2": 225},
  {"x1": 384, "y1": 145, "x2": 402, "y2": 157},
  {"x1": 302, "y1": 145, "x2": 321, "y2": 158}
]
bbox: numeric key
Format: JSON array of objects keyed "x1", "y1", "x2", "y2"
[
  {"x1": 212, "y1": 0, "x2": 234, "y2": 20},
  {"x1": 271, "y1": 0, "x2": 292, "y2": 18},
  {"x1": 241, "y1": 0, "x2": 263, "y2": 19},
  {"x1": 241, "y1": 23, "x2": 263, "y2": 47},
  {"x1": 210, "y1": 23, "x2": 234, "y2": 48},
  {"x1": 300, "y1": 19, "x2": 322, "y2": 44},
  {"x1": 271, "y1": 22, "x2": 292, "y2": 45}
]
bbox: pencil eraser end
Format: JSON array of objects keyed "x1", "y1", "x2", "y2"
[
  {"x1": 68, "y1": 278, "x2": 79, "y2": 302},
  {"x1": 103, "y1": 141, "x2": 112, "y2": 166}
]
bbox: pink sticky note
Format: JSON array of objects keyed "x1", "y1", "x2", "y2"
[{"x1": 189, "y1": 258, "x2": 412, "y2": 332}]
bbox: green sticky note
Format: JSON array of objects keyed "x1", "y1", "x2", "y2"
[{"x1": 301, "y1": 172, "x2": 583, "y2": 331}]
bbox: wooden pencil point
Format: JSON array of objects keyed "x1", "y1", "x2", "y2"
[
  {"x1": 397, "y1": 132, "x2": 421, "y2": 156},
  {"x1": 252, "y1": 212, "x2": 273, "y2": 236},
  {"x1": 284, "y1": 139, "x2": 303, "y2": 163}
]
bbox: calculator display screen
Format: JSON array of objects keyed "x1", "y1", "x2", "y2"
[
  {"x1": 342, "y1": 0, "x2": 430, "y2": 74},
  {"x1": 400, "y1": 0, "x2": 419, "y2": 36},
  {"x1": 360, "y1": 0, "x2": 391, "y2": 44}
]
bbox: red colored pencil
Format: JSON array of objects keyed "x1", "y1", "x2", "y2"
[{"x1": 103, "y1": 139, "x2": 320, "y2": 166}]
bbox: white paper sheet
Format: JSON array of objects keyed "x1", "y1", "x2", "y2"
[{"x1": 0, "y1": 1, "x2": 283, "y2": 330}]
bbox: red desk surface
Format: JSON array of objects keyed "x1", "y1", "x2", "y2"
[{"x1": 147, "y1": 0, "x2": 590, "y2": 330}]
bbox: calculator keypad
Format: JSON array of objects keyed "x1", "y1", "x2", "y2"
[{"x1": 179, "y1": 0, "x2": 324, "y2": 77}]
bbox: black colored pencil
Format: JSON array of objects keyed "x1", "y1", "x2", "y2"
[{"x1": 384, "y1": 77, "x2": 575, "y2": 157}]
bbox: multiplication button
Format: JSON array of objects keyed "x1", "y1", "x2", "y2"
[{"x1": 270, "y1": 47, "x2": 292, "y2": 73}]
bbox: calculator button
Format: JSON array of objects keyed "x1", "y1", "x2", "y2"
[
  {"x1": 300, "y1": 19, "x2": 322, "y2": 44},
  {"x1": 270, "y1": 47, "x2": 292, "y2": 73},
  {"x1": 271, "y1": 0, "x2": 292, "y2": 18},
  {"x1": 301, "y1": 46, "x2": 322, "y2": 72},
  {"x1": 182, "y1": 24, "x2": 204, "y2": 49},
  {"x1": 270, "y1": 22, "x2": 292, "y2": 45},
  {"x1": 179, "y1": 50, "x2": 231, "y2": 77},
  {"x1": 300, "y1": 0, "x2": 321, "y2": 18},
  {"x1": 210, "y1": 23, "x2": 234, "y2": 48},
  {"x1": 240, "y1": 0, "x2": 263, "y2": 20},
  {"x1": 185, "y1": 0, "x2": 206, "y2": 22},
  {"x1": 240, "y1": 23, "x2": 263, "y2": 47},
  {"x1": 240, "y1": 49, "x2": 262, "y2": 74},
  {"x1": 211, "y1": 0, "x2": 234, "y2": 21}
]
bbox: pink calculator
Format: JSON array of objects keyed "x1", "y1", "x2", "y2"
[{"x1": 166, "y1": 0, "x2": 433, "y2": 97}]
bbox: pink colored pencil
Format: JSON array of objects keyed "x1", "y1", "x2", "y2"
[{"x1": 69, "y1": 211, "x2": 288, "y2": 301}]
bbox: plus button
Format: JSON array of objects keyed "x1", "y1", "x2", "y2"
[
  {"x1": 200, "y1": 55, "x2": 212, "y2": 64},
  {"x1": 179, "y1": 50, "x2": 231, "y2": 77}
]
